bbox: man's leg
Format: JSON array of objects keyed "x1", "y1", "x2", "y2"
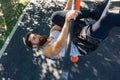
[
  {"x1": 87, "y1": 13, "x2": 120, "y2": 40},
  {"x1": 73, "y1": 13, "x2": 120, "y2": 55},
  {"x1": 51, "y1": 0, "x2": 110, "y2": 27},
  {"x1": 91, "y1": 0, "x2": 110, "y2": 20},
  {"x1": 51, "y1": 10, "x2": 93, "y2": 27}
]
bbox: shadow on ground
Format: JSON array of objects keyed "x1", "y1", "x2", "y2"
[{"x1": 0, "y1": 0, "x2": 120, "y2": 80}]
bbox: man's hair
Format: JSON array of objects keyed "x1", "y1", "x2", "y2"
[
  {"x1": 24, "y1": 32, "x2": 48, "y2": 48},
  {"x1": 39, "y1": 35, "x2": 47, "y2": 46},
  {"x1": 24, "y1": 32, "x2": 33, "y2": 48}
]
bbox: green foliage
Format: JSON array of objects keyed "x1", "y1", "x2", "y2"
[{"x1": 0, "y1": 0, "x2": 29, "y2": 49}]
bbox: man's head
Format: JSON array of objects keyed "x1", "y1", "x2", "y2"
[{"x1": 24, "y1": 32, "x2": 48, "y2": 48}]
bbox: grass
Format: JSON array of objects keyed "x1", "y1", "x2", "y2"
[{"x1": 0, "y1": 0, "x2": 29, "y2": 49}]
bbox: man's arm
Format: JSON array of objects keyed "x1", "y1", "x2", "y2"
[
  {"x1": 64, "y1": 0, "x2": 73, "y2": 10},
  {"x1": 43, "y1": 18, "x2": 70, "y2": 58},
  {"x1": 43, "y1": 10, "x2": 78, "y2": 58},
  {"x1": 50, "y1": 25, "x2": 62, "y2": 33}
]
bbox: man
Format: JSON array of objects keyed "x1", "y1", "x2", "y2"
[
  {"x1": 24, "y1": 0, "x2": 120, "y2": 58},
  {"x1": 24, "y1": 10, "x2": 79, "y2": 58}
]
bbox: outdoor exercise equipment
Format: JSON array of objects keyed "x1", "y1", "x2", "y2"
[
  {"x1": 61, "y1": 0, "x2": 80, "y2": 80},
  {"x1": 61, "y1": 0, "x2": 112, "y2": 79}
]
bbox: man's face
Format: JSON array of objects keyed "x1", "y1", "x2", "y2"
[
  {"x1": 28, "y1": 33, "x2": 40, "y2": 46},
  {"x1": 28, "y1": 33, "x2": 48, "y2": 48}
]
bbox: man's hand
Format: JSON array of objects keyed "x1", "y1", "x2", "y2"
[{"x1": 66, "y1": 10, "x2": 78, "y2": 21}]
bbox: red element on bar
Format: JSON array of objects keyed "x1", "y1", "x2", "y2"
[
  {"x1": 70, "y1": 0, "x2": 80, "y2": 63},
  {"x1": 75, "y1": 0, "x2": 80, "y2": 10},
  {"x1": 70, "y1": 56, "x2": 79, "y2": 63}
]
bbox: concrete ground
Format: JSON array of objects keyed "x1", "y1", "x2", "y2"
[{"x1": 0, "y1": 0, "x2": 120, "y2": 80}]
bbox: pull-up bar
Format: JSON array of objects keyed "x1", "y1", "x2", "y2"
[{"x1": 61, "y1": 0, "x2": 80, "y2": 80}]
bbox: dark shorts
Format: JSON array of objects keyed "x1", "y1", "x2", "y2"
[{"x1": 73, "y1": 26, "x2": 101, "y2": 55}]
